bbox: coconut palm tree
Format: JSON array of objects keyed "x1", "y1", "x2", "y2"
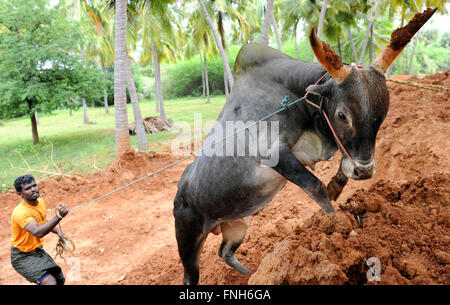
[
  {"x1": 114, "y1": 0, "x2": 131, "y2": 155},
  {"x1": 229, "y1": 0, "x2": 260, "y2": 44},
  {"x1": 67, "y1": 0, "x2": 92, "y2": 124},
  {"x1": 185, "y1": 6, "x2": 218, "y2": 103},
  {"x1": 279, "y1": 0, "x2": 305, "y2": 58},
  {"x1": 270, "y1": 2, "x2": 284, "y2": 52},
  {"x1": 198, "y1": 0, "x2": 234, "y2": 90},
  {"x1": 80, "y1": 0, "x2": 114, "y2": 114},
  {"x1": 358, "y1": 0, "x2": 379, "y2": 65},
  {"x1": 137, "y1": 0, "x2": 178, "y2": 118},
  {"x1": 260, "y1": 0, "x2": 274, "y2": 45},
  {"x1": 90, "y1": 0, "x2": 148, "y2": 150}
]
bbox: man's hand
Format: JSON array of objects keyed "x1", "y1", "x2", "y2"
[{"x1": 56, "y1": 205, "x2": 69, "y2": 218}]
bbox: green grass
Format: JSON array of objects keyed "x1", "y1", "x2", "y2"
[{"x1": 0, "y1": 96, "x2": 226, "y2": 192}]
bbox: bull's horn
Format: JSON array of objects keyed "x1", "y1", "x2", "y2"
[
  {"x1": 371, "y1": 7, "x2": 438, "y2": 74},
  {"x1": 309, "y1": 26, "x2": 352, "y2": 83}
]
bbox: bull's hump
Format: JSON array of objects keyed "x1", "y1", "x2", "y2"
[{"x1": 234, "y1": 43, "x2": 291, "y2": 78}]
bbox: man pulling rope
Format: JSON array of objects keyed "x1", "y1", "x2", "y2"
[{"x1": 10, "y1": 174, "x2": 69, "y2": 285}]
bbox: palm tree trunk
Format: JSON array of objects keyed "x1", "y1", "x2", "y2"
[
  {"x1": 348, "y1": 28, "x2": 358, "y2": 63},
  {"x1": 369, "y1": 21, "x2": 374, "y2": 64},
  {"x1": 260, "y1": 0, "x2": 274, "y2": 45},
  {"x1": 154, "y1": 65, "x2": 160, "y2": 113},
  {"x1": 156, "y1": 54, "x2": 166, "y2": 117},
  {"x1": 126, "y1": 57, "x2": 148, "y2": 151},
  {"x1": 271, "y1": 10, "x2": 284, "y2": 52},
  {"x1": 387, "y1": 6, "x2": 405, "y2": 78},
  {"x1": 408, "y1": 35, "x2": 419, "y2": 75},
  {"x1": 204, "y1": 54, "x2": 210, "y2": 104},
  {"x1": 294, "y1": 22, "x2": 299, "y2": 59},
  {"x1": 198, "y1": 0, "x2": 234, "y2": 89},
  {"x1": 79, "y1": 47, "x2": 90, "y2": 125},
  {"x1": 104, "y1": 87, "x2": 109, "y2": 114},
  {"x1": 224, "y1": 70, "x2": 229, "y2": 97},
  {"x1": 217, "y1": 11, "x2": 230, "y2": 97},
  {"x1": 152, "y1": 41, "x2": 166, "y2": 118},
  {"x1": 151, "y1": 42, "x2": 161, "y2": 113},
  {"x1": 200, "y1": 53, "x2": 206, "y2": 98},
  {"x1": 155, "y1": 97, "x2": 160, "y2": 113},
  {"x1": 337, "y1": 35, "x2": 342, "y2": 59},
  {"x1": 114, "y1": 0, "x2": 131, "y2": 155},
  {"x1": 359, "y1": 0, "x2": 377, "y2": 65},
  {"x1": 101, "y1": 63, "x2": 110, "y2": 114},
  {"x1": 314, "y1": 0, "x2": 328, "y2": 62},
  {"x1": 404, "y1": 44, "x2": 409, "y2": 74}
]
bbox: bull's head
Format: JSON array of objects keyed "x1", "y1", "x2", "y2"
[{"x1": 306, "y1": 8, "x2": 437, "y2": 180}]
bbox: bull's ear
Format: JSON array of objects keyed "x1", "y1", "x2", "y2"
[
  {"x1": 309, "y1": 27, "x2": 352, "y2": 83},
  {"x1": 371, "y1": 7, "x2": 437, "y2": 74},
  {"x1": 306, "y1": 84, "x2": 331, "y2": 97}
]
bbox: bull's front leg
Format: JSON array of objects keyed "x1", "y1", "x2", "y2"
[
  {"x1": 273, "y1": 149, "x2": 336, "y2": 214},
  {"x1": 327, "y1": 161, "x2": 349, "y2": 201}
]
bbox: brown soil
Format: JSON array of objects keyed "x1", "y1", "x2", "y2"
[
  {"x1": 249, "y1": 174, "x2": 450, "y2": 284},
  {"x1": 0, "y1": 71, "x2": 449, "y2": 285}
]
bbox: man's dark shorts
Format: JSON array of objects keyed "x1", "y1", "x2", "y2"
[{"x1": 10, "y1": 246, "x2": 65, "y2": 285}]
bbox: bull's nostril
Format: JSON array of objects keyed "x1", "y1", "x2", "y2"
[{"x1": 353, "y1": 165, "x2": 373, "y2": 180}]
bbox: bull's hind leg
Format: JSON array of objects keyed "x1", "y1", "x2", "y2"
[
  {"x1": 174, "y1": 199, "x2": 209, "y2": 285},
  {"x1": 218, "y1": 216, "x2": 252, "y2": 275}
]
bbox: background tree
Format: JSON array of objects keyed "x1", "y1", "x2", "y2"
[
  {"x1": 137, "y1": 0, "x2": 179, "y2": 117},
  {"x1": 198, "y1": 0, "x2": 234, "y2": 91},
  {"x1": 0, "y1": 0, "x2": 103, "y2": 145},
  {"x1": 81, "y1": 0, "x2": 115, "y2": 114},
  {"x1": 260, "y1": 0, "x2": 274, "y2": 45}
]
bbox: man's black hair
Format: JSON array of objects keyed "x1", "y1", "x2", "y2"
[{"x1": 14, "y1": 175, "x2": 36, "y2": 192}]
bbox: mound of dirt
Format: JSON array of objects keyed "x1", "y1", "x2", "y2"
[{"x1": 249, "y1": 174, "x2": 450, "y2": 285}]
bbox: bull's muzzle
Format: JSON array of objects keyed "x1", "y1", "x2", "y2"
[
  {"x1": 353, "y1": 160, "x2": 375, "y2": 180},
  {"x1": 342, "y1": 158, "x2": 376, "y2": 180}
]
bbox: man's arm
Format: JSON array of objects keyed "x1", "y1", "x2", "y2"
[
  {"x1": 23, "y1": 205, "x2": 69, "y2": 238},
  {"x1": 24, "y1": 216, "x2": 61, "y2": 238}
]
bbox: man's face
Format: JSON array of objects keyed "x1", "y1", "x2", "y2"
[{"x1": 18, "y1": 180, "x2": 40, "y2": 203}]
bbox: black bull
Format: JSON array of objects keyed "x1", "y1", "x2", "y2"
[{"x1": 173, "y1": 8, "x2": 437, "y2": 285}]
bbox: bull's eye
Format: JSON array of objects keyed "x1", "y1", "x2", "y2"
[{"x1": 338, "y1": 112, "x2": 347, "y2": 122}]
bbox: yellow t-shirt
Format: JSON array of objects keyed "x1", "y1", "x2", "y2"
[{"x1": 11, "y1": 198, "x2": 47, "y2": 253}]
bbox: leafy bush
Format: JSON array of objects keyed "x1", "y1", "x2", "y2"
[{"x1": 161, "y1": 46, "x2": 240, "y2": 99}]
